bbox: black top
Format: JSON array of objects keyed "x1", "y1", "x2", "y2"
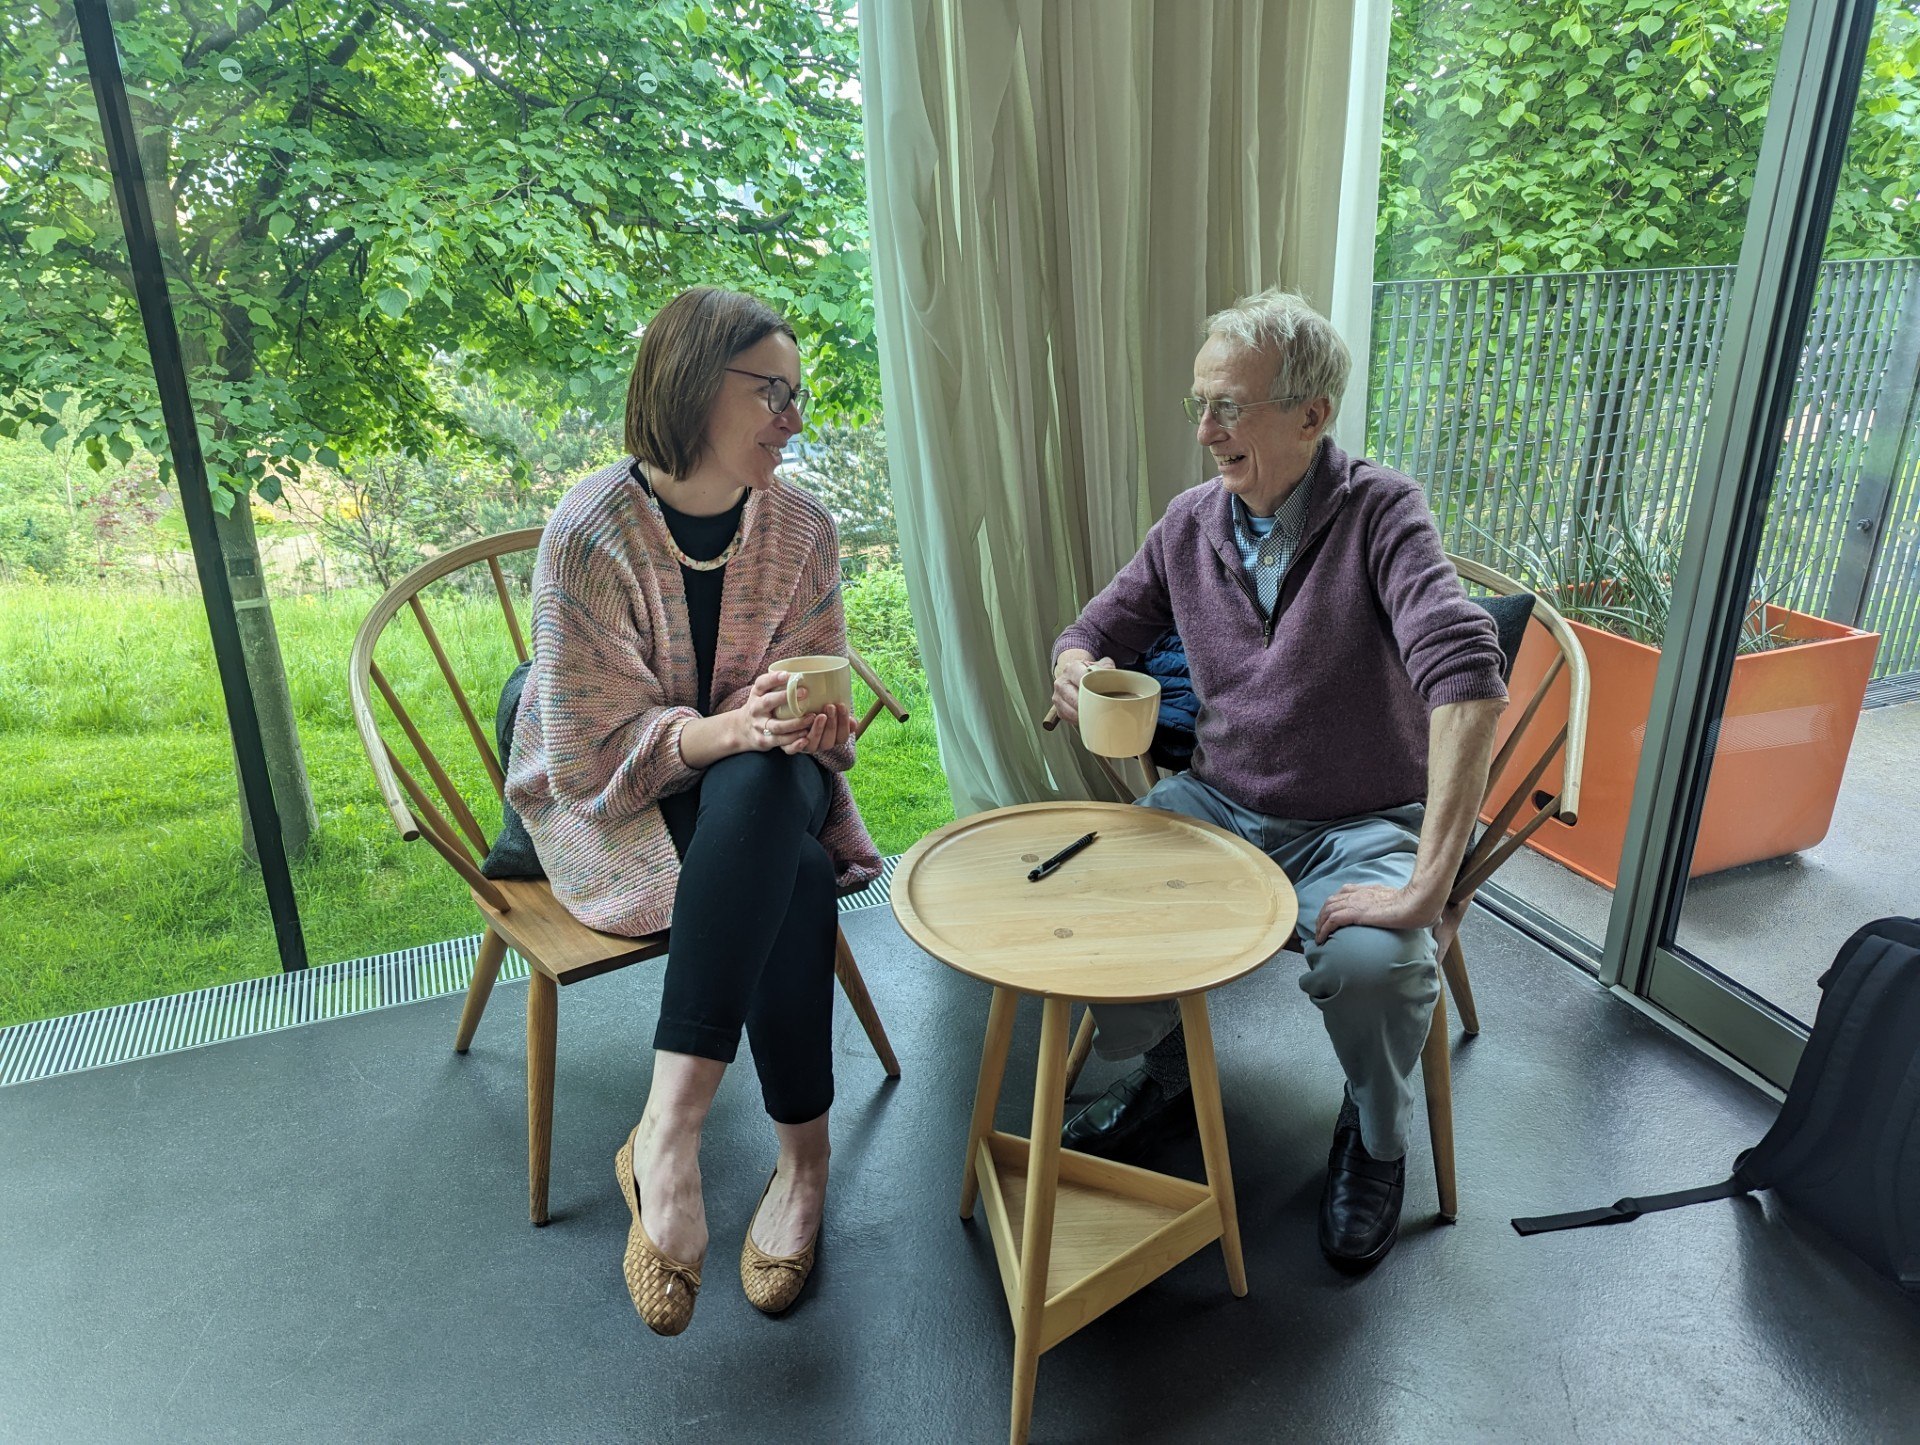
[{"x1": 633, "y1": 463, "x2": 745, "y2": 716}]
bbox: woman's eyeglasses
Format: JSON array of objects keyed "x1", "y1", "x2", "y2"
[
  {"x1": 1181, "y1": 394, "x2": 1304, "y2": 428},
  {"x1": 727, "y1": 367, "x2": 810, "y2": 417}
]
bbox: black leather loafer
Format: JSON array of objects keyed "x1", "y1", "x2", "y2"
[
  {"x1": 1061, "y1": 1065, "x2": 1195, "y2": 1158},
  {"x1": 1318, "y1": 1102, "x2": 1406, "y2": 1273}
]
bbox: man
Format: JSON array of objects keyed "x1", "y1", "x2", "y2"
[{"x1": 1050, "y1": 288, "x2": 1507, "y2": 1273}]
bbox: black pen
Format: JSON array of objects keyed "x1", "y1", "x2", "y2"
[{"x1": 1028, "y1": 831, "x2": 1098, "y2": 882}]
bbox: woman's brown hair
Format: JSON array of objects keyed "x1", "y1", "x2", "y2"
[{"x1": 624, "y1": 286, "x2": 795, "y2": 479}]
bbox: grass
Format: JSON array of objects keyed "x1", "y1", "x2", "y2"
[{"x1": 0, "y1": 583, "x2": 953, "y2": 1028}]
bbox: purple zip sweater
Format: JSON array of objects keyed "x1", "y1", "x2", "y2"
[{"x1": 1055, "y1": 440, "x2": 1507, "y2": 821}]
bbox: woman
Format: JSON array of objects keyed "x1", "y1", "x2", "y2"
[{"x1": 505, "y1": 286, "x2": 881, "y2": 1335}]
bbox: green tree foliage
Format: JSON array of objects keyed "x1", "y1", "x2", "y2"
[
  {"x1": 1379, "y1": 0, "x2": 1920, "y2": 279},
  {"x1": 787, "y1": 423, "x2": 897, "y2": 576},
  {"x1": 284, "y1": 366, "x2": 620, "y2": 589},
  {"x1": 841, "y1": 564, "x2": 922, "y2": 685},
  {"x1": 0, "y1": 0, "x2": 874, "y2": 507}
]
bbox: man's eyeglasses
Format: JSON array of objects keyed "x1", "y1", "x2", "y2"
[
  {"x1": 1182, "y1": 394, "x2": 1304, "y2": 428},
  {"x1": 727, "y1": 367, "x2": 810, "y2": 417}
]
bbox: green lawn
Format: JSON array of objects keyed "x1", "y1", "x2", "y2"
[{"x1": 0, "y1": 584, "x2": 953, "y2": 1028}]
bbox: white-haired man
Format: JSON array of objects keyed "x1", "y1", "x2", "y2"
[{"x1": 1050, "y1": 288, "x2": 1507, "y2": 1272}]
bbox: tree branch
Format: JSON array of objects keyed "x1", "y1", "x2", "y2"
[
  {"x1": 278, "y1": 227, "x2": 360, "y2": 298},
  {"x1": 374, "y1": 0, "x2": 556, "y2": 111},
  {"x1": 182, "y1": 0, "x2": 300, "y2": 67},
  {"x1": 597, "y1": 203, "x2": 801, "y2": 238}
]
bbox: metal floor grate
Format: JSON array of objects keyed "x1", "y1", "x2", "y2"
[
  {"x1": 1865, "y1": 672, "x2": 1920, "y2": 709},
  {"x1": 0, "y1": 855, "x2": 902, "y2": 1090}
]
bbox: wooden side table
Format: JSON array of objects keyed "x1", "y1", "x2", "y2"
[{"x1": 892, "y1": 801, "x2": 1298, "y2": 1445}]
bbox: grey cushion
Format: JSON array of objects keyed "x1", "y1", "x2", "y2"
[{"x1": 479, "y1": 659, "x2": 545, "y2": 880}]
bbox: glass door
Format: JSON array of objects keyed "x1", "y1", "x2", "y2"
[{"x1": 1613, "y1": 0, "x2": 1910, "y2": 1085}]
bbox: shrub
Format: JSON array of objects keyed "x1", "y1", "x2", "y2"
[{"x1": 842, "y1": 564, "x2": 924, "y2": 688}]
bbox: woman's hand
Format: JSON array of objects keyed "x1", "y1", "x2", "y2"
[{"x1": 736, "y1": 671, "x2": 854, "y2": 756}]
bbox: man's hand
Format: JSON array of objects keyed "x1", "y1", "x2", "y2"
[
  {"x1": 1050, "y1": 649, "x2": 1113, "y2": 726},
  {"x1": 1313, "y1": 878, "x2": 1452, "y2": 947},
  {"x1": 1310, "y1": 696, "x2": 1504, "y2": 947}
]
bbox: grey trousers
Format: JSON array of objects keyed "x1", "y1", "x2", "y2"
[{"x1": 1092, "y1": 771, "x2": 1440, "y2": 1160}]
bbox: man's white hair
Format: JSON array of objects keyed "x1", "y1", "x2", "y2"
[{"x1": 1205, "y1": 288, "x2": 1351, "y2": 422}]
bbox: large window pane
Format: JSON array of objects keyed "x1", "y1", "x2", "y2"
[
  {"x1": 5, "y1": 0, "x2": 948, "y2": 1017},
  {"x1": 0, "y1": 4, "x2": 279, "y2": 1024},
  {"x1": 1672, "y1": 0, "x2": 1920, "y2": 1023}
]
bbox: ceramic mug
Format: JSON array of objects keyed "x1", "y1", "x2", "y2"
[
  {"x1": 770, "y1": 654, "x2": 854, "y2": 721},
  {"x1": 1077, "y1": 667, "x2": 1161, "y2": 757}
]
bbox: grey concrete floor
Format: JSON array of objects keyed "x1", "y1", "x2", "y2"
[
  {"x1": 2, "y1": 904, "x2": 1918, "y2": 1443},
  {"x1": 1496, "y1": 699, "x2": 1920, "y2": 1023}
]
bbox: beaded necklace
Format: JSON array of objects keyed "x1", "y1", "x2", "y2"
[{"x1": 633, "y1": 463, "x2": 744, "y2": 572}]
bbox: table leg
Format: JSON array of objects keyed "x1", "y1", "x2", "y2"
[
  {"x1": 961, "y1": 987, "x2": 1019, "y2": 1219},
  {"x1": 1011, "y1": 995, "x2": 1071, "y2": 1445},
  {"x1": 1179, "y1": 993, "x2": 1246, "y2": 1297}
]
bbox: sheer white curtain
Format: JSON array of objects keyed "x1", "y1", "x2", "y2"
[{"x1": 862, "y1": 0, "x2": 1389, "y2": 814}]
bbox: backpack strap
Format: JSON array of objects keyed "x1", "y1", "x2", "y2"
[
  {"x1": 1512, "y1": 1176, "x2": 1751, "y2": 1236},
  {"x1": 1514, "y1": 920, "x2": 1920, "y2": 1243}
]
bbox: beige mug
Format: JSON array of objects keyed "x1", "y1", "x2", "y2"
[
  {"x1": 1077, "y1": 667, "x2": 1161, "y2": 757},
  {"x1": 770, "y1": 654, "x2": 853, "y2": 721}
]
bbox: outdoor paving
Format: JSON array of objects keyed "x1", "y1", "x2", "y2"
[{"x1": 1496, "y1": 699, "x2": 1920, "y2": 1023}]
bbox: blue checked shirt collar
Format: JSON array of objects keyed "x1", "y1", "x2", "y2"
[{"x1": 1230, "y1": 470, "x2": 1314, "y2": 615}]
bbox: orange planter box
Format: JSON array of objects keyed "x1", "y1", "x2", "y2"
[{"x1": 1487, "y1": 606, "x2": 1880, "y2": 888}]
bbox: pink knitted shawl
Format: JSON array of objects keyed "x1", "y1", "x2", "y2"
[{"x1": 505, "y1": 460, "x2": 882, "y2": 937}]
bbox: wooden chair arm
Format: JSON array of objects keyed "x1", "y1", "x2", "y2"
[{"x1": 846, "y1": 642, "x2": 910, "y2": 739}]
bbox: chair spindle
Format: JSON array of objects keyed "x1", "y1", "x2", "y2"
[
  {"x1": 371, "y1": 661, "x2": 492, "y2": 855},
  {"x1": 408, "y1": 594, "x2": 506, "y2": 796}
]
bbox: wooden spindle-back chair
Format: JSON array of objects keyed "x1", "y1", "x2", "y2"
[
  {"x1": 349, "y1": 527, "x2": 910, "y2": 1224},
  {"x1": 1043, "y1": 552, "x2": 1589, "y2": 1220}
]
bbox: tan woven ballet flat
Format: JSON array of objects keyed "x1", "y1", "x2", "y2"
[
  {"x1": 614, "y1": 1127, "x2": 703, "y2": 1336},
  {"x1": 740, "y1": 1169, "x2": 820, "y2": 1315}
]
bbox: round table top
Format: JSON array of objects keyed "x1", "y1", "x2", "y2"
[{"x1": 890, "y1": 800, "x2": 1298, "y2": 1002}]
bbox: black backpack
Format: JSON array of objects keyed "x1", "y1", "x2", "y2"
[{"x1": 1513, "y1": 916, "x2": 1920, "y2": 1296}]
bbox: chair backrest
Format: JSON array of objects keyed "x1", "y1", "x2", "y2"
[
  {"x1": 1446, "y1": 553, "x2": 1590, "y2": 906},
  {"x1": 349, "y1": 526, "x2": 910, "y2": 914},
  {"x1": 1037, "y1": 552, "x2": 1590, "y2": 905},
  {"x1": 350, "y1": 528, "x2": 545, "y2": 914}
]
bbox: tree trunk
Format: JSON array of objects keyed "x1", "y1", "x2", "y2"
[
  {"x1": 216, "y1": 498, "x2": 319, "y2": 863},
  {"x1": 130, "y1": 73, "x2": 318, "y2": 863}
]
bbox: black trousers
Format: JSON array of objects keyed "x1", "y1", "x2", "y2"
[{"x1": 654, "y1": 750, "x2": 837, "y2": 1124}]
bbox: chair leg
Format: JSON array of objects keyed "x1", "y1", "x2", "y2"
[
  {"x1": 1420, "y1": 982, "x2": 1458, "y2": 1222},
  {"x1": 1063, "y1": 1007, "x2": 1095, "y2": 1097},
  {"x1": 454, "y1": 927, "x2": 508, "y2": 1053},
  {"x1": 1439, "y1": 935, "x2": 1480, "y2": 1036},
  {"x1": 526, "y1": 968, "x2": 557, "y2": 1227},
  {"x1": 834, "y1": 928, "x2": 901, "y2": 1079}
]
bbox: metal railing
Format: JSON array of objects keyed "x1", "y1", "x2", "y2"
[{"x1": 1369, "y1": 258, "x2": 1920, "y2": 678}]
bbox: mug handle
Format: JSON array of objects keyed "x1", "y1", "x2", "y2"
[{"x1": 785, "y1": 672, "x2": 807, "y2": 719}]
